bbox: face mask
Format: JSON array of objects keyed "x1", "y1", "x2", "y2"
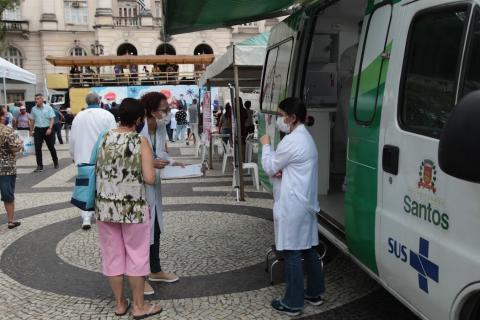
[
  {"x1": 5, "y1": 116, "x2": 10, "y2": 126},
  {"x1": 276, "y1": 116, "x2": 291, "y2": 133},
  {"x1": 136, "y1": 121, "x2": 145, "y2": 133}
]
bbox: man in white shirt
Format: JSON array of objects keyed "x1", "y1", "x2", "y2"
[{"x1": 69, "y1": 92, "x2": 117, "y2": 230}]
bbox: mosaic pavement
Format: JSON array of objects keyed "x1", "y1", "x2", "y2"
[{"x1": 0, "y1": 138, "x2": 419, "y2": 320}]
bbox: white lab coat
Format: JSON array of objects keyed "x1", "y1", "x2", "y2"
[
  {"x1": 140, "y1": 117, "x2": 173, "y2": 244},
  {"x1": 262, "y1": 125, "x2": 320, "y2": 251},
  {"x1": 69, "y1": 108, "x2": 117, "y2": 164}
]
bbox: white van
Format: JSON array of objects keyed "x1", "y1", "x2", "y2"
[{"x1": 258, "y1": 0, "x2": 480, "y2": 319}]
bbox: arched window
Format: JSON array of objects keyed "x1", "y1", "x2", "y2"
[
  {"x1": 194, "y1": 44, "x2": 214, "y2": 55},
  {"x1": 70, "y1": 47, "x2": 88, "y2": 56},
  {"x1": 3, "y1": 46, "x2": 23, "y2": 68},
  {"x1": 156, "y1": 43, "x2": 176, "y2": 55},
  {"x1": 117, "y1": 43, "x2": 138, "y2": 55}
]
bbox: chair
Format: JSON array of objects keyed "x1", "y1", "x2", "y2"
[
  {"x1": 245, "y1": 133, "x2": 254, "y2": 163},
  {"x1": 265, "y1": 242, "x2": 327, "y2": 285},
  {"x1": 196, "y1": 133, "x2": 207, "y2": 158},
  {"x1": 222, "y1": 141, "x2": 234, "y2": 174},
  {"x1": 232, "y1": 162, "x2": 260, "y2": 191}
]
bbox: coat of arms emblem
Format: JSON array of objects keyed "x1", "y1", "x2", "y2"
[{"x1": 418, "y1": 159, "x2": 437, "y2": 193}]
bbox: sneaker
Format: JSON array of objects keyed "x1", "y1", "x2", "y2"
[
  {"x1": 271, "y1": 300, "x2": 302, "y2": 317},
  {"x1": 186, "y1": 141, "x2": 189, "y2": 146},
  {"x1": 81, "y1": 218, "x2": 91, "y2": 230},
  {"x1": 148, "y1": 271, "x2": 179, "y2": 283},
  {"x1": 33, "y1": 166, "x2": 43, "y2": 173},
  {"x1": 304, "y1": 296, "x2": 324, "y2": 306},
  {"x1": 54, "y1": 163, "x2": 59, "y2": 169}
]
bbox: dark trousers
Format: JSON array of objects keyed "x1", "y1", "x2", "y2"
[
  {"x1": 149, "y1": 214, "x2": 162, "y2": 273},
  {"x1": 53, "y1": 123, "x2": 64, "y2": 144},
  {"x1": 166, "y1": 123, "x2": 173, "y2": 142},
  {"x1": 34, "y1": 127, "x2": 58, "y2": 167}
]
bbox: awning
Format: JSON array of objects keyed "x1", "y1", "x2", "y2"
[
  {"x1": 199, "y1": 32, "x2": 269, "y2": 87},
  {"x1": 0, "y1": 57, "x2": 36, "y2": 84},
  {"x1": 163, "y1": 0, "x2": 312, "y2": 35},
  {"x1": 45, "y1": 54, "x2": 215, "y2": 67}
]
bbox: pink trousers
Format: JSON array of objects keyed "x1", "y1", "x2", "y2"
[{"x1": 97, "y1": 212, "x2": 150, "y2": 277}]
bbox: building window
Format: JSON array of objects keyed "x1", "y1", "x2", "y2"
[
  {"x1": 70, "y1": 47, "x2": 88, "y2": 56},
  {"x1": 155, "y1": 1, "x2": 162, "y2": 18},
  {"x1": 6, "y1": 91, "x2": 25, "y2": 104},
  {"x1": 64, "y1": 0, "x2": 88, "y2": 25},
  {"x1": 2, "y1": 5, "x2": 21, "y2": 21},
  {"x1": 3, "y1": 47, "x2": 23, "y2": 68}
]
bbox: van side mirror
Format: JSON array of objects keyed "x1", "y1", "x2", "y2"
[{"x1": 438, "y1": 91, "x2": 480, "y2": 183}]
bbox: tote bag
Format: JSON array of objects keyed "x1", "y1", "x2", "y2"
[{"x1": 70, "y1": 130, "x2": 107, "y2": 211}]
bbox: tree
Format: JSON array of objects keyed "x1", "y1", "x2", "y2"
[{"x1": 0, "y1": 0, "x2": 21, "y2": 40}]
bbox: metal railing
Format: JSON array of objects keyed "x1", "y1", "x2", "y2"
[
  {"x1": 113, "y1": 16, "x2": 141, "y2": 27},
  {"x1": 1, "y1": 20, "x2": 29, "y2": 32},
  {"x1": 68, "y1": 71, "x2": 204, "y2": 87}
]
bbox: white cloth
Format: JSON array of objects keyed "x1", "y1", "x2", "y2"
[
  {"x1": 261, "y1": 125, "x2": 320, "y2": 251},
  {"x1": 69, "y1": 108, "x2": 117, "y2": 164},
  {"x1": 140, "y1": 117, "x2": 172, "y2": 244},
  {"x1": 170, "y1": 109, "x2": 178, "y2": 129}
]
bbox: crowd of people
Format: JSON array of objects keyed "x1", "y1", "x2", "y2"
[{"x1": 0, "y1": 90, "x2": 325, "y2": 318}]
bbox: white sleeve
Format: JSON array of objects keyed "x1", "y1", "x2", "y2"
[
  {"x1": 261, "y1": 140, "x2": 294, "y2": 177},
  {"x1": 69, "y1": 117, "x2": 77, "y2": 159},
  {"x1": 106, "y1": 113, "x2": 117, "y2": 129}
]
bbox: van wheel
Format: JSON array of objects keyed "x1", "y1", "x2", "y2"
[{"x1": 460, "y1": 293, "x2": 480, "y2": 320}]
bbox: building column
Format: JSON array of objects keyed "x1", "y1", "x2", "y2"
[
  {"x1": 40, "y1": 0, "x2": 57, "y2": 30},
  {"x1": 95, "y1": 0, "x2": 113, "y2": 26}
]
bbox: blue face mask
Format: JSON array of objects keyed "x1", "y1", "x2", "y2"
[{"x1": 5, "y1": 116, "x2": 9, "y2": 125}]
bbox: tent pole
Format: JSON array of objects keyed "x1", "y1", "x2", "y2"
[
  {"x1": 3, "y1": 77, "x2": 6, "y2": 106},
  {"x1": 233, "y1": 64, "x2": 245, "y2": 201},
  {"x1": 206, "y1": 81, "x2": 214, "y2": 169}
]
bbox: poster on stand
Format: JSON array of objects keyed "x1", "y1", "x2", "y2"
[{"x1": 202, "y1": 90, "x2": 211, "y2": 143}]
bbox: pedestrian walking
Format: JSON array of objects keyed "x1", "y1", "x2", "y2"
[
  {"x1": 245, "y1": 100, "x2": 255, "y2": 135},
  {"x1": 260, "y1": 97, "x2": 325, "y2": 317},
  {"x1": 69, "y1": 92, "x2": 117, "y2": 230},
  {"x1": 95, "y1": 98, "x2": 162, "y2": 319},
  {"x1": 14, "y1": 105, "x2": 30, "y2": 132},
  {"x1": 29, "y1": 93, "x2": 59, "y2": 172},
  {"x1": 52, "y1": 106, "x2": 64, "y2": 144},
  {"x1": 187, "y1": 99, "x2": 199, "y2": 145},
  {"x1": 140, "y1": 92, "x2": 181, "y2": 296},
  {"x1": 174, "y1": 106, "x2": 188, "y2": 142},
  {"x1": 219, "y1": 103, "x2": 233, "y2": 145},
  {"x1": 0, "y1": 108, "x2": 23, "y2": 229}
]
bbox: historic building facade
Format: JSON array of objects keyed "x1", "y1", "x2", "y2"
[{"x1": 1, "y1": 0, "x2": 279, "y2": 102}]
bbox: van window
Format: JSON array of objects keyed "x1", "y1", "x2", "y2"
[
  {"x1": 461, "y1": 9, "x2": 480, "y2": 98},
  {"x1": 399, "y1": 7, "x2": 468, "y2": 138},
  {"x1": 261, "y1": 39, "x2": 294, "y2": 113}
]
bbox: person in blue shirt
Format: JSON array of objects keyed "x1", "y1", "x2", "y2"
[
  {"x1": 52, "y1": 106, "x2": 64, "y2": 145},
  {"x1": 29, "y1": 93, "x2": 58, "y2": 172}
]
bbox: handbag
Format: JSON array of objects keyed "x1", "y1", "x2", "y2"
[{"x1": 70, "y1": 130, "x2": 108, "y2": 211}]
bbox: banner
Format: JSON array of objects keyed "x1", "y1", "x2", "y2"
[
  {"x1": 91, "y1": 85, "x2": 200, "y2": 108},
  {"x1": 202, "y1": 90, "x2": 211, "y2": 143}
]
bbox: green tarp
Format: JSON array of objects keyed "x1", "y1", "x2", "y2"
[{"x1": 163, "y1": 0, "x2": 312, "y2": 35}]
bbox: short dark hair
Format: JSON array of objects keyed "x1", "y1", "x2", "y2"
[
  {"x1": 140, "y1": 92, "x2": 167, "y2": 118},
  {"x1": 278, "y1": 97, "x2": 308, "y2": 126},
  {"x1": 245, "y1": 100, "x2": 251, "y2": 108},
  {"x1": 35, "y1": 93, "x2": 43, "y2": 98},
  {"x1": 192, "y1": 98, "x2": 197, "y2": 104},
  {"x1": 119, "y1": 98, "x2": 144, "y2": 126}
]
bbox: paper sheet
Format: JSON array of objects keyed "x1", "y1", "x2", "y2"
[{"x1": 160, "y1": 164, "x2": 203, "y2": 180}]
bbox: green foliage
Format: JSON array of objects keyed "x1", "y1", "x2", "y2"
[{"x1": 0, "y1": 0, "x2": 20, "y2": 41}]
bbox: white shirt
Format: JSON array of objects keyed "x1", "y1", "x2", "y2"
[{"x1": 69, "y1": 108, "x2": 117, "y2": 164}]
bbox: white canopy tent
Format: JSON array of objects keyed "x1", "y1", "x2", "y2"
[
  {"x1": 199, "y1": 32, "x2": 269, "y2": 88},
  {"x1": 200, "y1": 32, "x2": 269, "y2": 201},
  {"x1": 0, "y1": 57, "x2": 37, "y2": 105}
]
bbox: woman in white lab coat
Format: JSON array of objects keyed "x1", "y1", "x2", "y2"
[
  {"x1": 139, "y1": 92, "x2": 181, "y2": 295},
  {"x1": 260, "y1": 97, "x2": 325, "y2": 317}
]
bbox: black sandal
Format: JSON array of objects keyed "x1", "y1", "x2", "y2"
[
  {"x1": 7, "y1": 221, "x2": 21, "y2": 229},
  {"x1": 114, "y1": 299, "x2": 131, "y2": 317}
]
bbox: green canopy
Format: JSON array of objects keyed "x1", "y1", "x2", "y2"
[{"x1": 163, "y1": 0, "x2": 311, "y2": 35}]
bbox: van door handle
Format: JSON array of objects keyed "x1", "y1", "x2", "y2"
[{"x1": 382, "y1": 145, "x2": 400, "y2": 175}]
